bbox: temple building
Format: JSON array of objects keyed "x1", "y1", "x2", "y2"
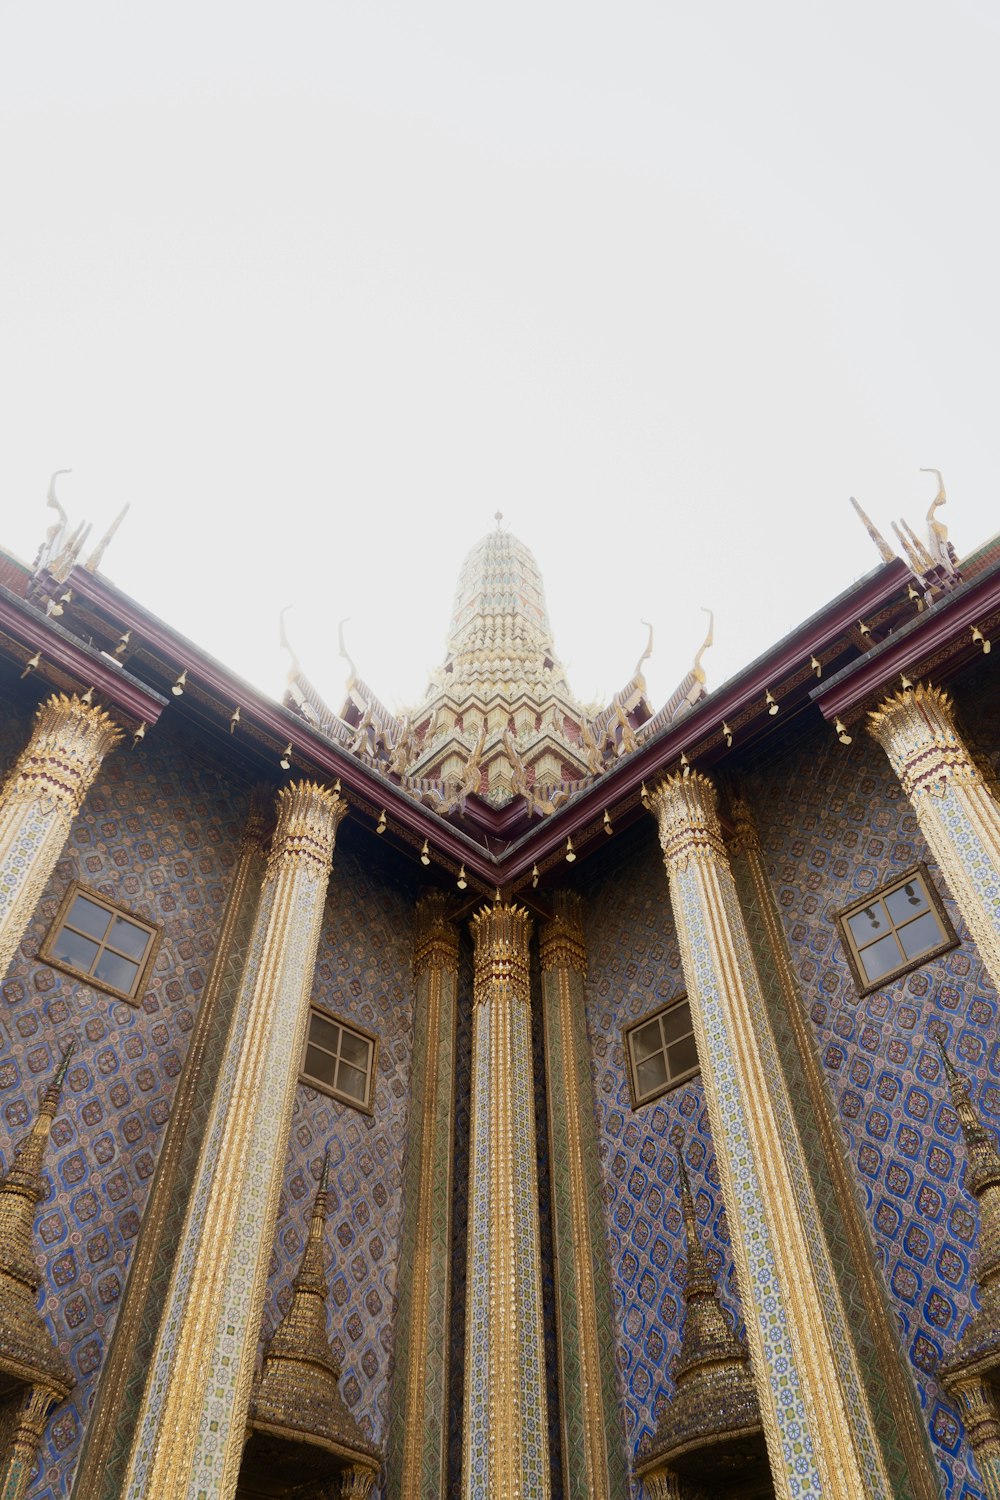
[{"x1": 0, "y1": 477, "x2": 999, "y2": 1499}]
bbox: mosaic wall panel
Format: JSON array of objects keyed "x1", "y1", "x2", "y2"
[
  {"x1": 0, "y1": 705, "x2": 247, "y2": 1500},
  {"x1": 743, "y1": 694, "x2": 999, "y2": 1500},
  {"x1": 579, "y1": 831, "x2": 743, "y2": 1474},
  {"x1": 259, "y1": 836, "x2": 416, "y2": 1498}
]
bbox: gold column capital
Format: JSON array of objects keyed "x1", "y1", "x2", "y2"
[
  {"x1": 469, "y1": 902, "x2": 532, "y2": 999},
  {"x1": 413, "y1": 891, "x2": 459, "y2": 976},
  {"x1": 539, "y1": 891, "x2": 587, "y2": 975},
  {"x1": 4, "y1": 692, "x2": 123, "y2": 816},
  {"x1": 267, "y1": 780, "x2": 346, "y2": 877},
  {"x1": 867, "y1": 681, "x2": 978, "y2": 799},
  {"x1": 726, "y1": 795, "x2": 762, "y2": 858},
  {"x1": 646, "y1": 769, "x2": 727, "y2": 873}
]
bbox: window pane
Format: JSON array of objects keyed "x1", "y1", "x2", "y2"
[
  {"x1": 884, "y1": 881, "x2": 929, "y2": 926},
  {"x1": 94, "y1": 951, "x2": 140, "y2": 994},
  {"x1": 339, "y1": 1029, "x2": 370, "y2": 1069},
  {"x1": 107, "y1": 916, "x2": 150, "y2": 960},
  {"x1": 636, "y1": 1054, "x2": 669, "y2": 1099},
  {"x1": 67, "y1": 895, "x2": 112, "y2": 942},
  {"x1": 309, "y1": 1014, "x2": 340, "y2": 1055},
  {"x1": 847, "y1": 902, "x2": 888, "y2": 948},
  {"x1": 631, "y1": 1019, "x2": 662, "y2": 1063},
  {"x1": 336, "y1": 1061, "x2": 367, "y2": 1101},
  {"x1": 897, "y1": 909, "x2": 945, "y2": 960},
  {"x1": 304, "y1": 1044, "x2": 337, "y2": 1088},
  {"x1": 666, "y1": 1033, "x2": 699, "y2": 1078},
  {"x1": 660, "y1": 1004, "x2": 692, "y2": 1047},
  {"x1": 53, "y1": 929, "x2": 99, "y2": 973},
  {"x1": 859, "y1": 932, "x2": 905, "y2": 983}
]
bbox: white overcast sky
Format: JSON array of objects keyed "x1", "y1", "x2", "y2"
[{"x1": 2, "y1": 2, "x2": 999, "y2": 718}]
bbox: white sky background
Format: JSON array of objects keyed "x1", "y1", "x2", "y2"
[{"x1": 2, "y1": 1, "x2": 999, "y2": 719}]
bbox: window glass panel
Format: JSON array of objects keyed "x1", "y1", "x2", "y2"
[
  {"x1": 310, "y1": 1015, "x2": 340, "y2": 1055},
  {"x1": 666, "y1": 1033, "x2": 699, "y2": 1078},
  {"x1": 107, "y1": 916, "x2": 150, "y2": 960},
  {"x1": 631, "y1": 1020, "x2": 662, "y2": 1063},
  {"x1": 884, "y1": 882, "x2": 929, "y2": 926},
  {"x1": 660, "y1": 1005, "x2": 691, "y2": 1047},
  {"x1": 636, "y1": 1055, "x2": 669, "y2": 1098},
  {"x1": 94, "y1": 951, "x2": 140, "y2": 993},
  {"x1": 336, "y1": 1061, "x2": 367, "y2": 1101},
  {"x1": 339, "y1": 1029, "x2": 370, "y2": 1069},
  {"x1": 860, "y1": 932, "x2": 905, "y2": 983},
  {"x1": 67, "y1": 895, "x2": 112, "y2": 942},
  {"x1": 53, "y1": 929, "x2": 99, "y2": 972},
  {"x1": 847, "y1": 903, "x2": 888, "y2": 947},
  {"x1": 304, "y1": 1044, "x2": 337, "y2": 1088},
  {"x1": 897, "y1": 909, "x2": 945, "y2": 960}
]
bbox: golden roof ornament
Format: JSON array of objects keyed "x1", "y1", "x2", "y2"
[
  {"x1": 849, "y1": 496, "x2": 896, "y2": 565},
  {"x1": 241, "y1": 1152, "x2": 381, "y2": 1491}
]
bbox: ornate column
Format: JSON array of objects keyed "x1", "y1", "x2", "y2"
[
  {"x1": 0, "y1": 693, "x2": 122, "y2": 978},
  {"x1": 122, "y1": 781, "x2": 346, "y2": 1500},
  {"x1": 387, "y1": 892, "x2": 459, "y2": 1500},
  {"x1": 72, "y1": 792, "x2": 271, "y2": 1500},
  {"x1": 538, "y1": 894, "x2": 627, "y2": 1500},
  {"x1": 647, "y1": 771, "x2": 889, "y2": 1500},
  {"x1": 869, "y1": 683, "x2": 1000, "y2": 990},
  {"x1": 464, "y1": 904, "x2": 548, "y2": 1500}
]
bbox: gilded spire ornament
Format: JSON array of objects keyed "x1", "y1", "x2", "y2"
[
  {"x1": 0, "y1": 1047, "x2": 75, "y2": 1500},
  {"x1": 935, "y1": 1036, "x2": 1000, "y2": 1499},
  {"x1": 635, "y1": 1144, "x2": 769, "y2": 1497},
  {"x1": 239, "y1": 1152, "x2": 381, "y2": 1497}
]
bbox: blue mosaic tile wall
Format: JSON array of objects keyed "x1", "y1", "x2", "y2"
[
  {"x1": 579, "y1": 832, "x2": 743, "y2": 1474},
  {"x1": 0, "y1": 704, "x2": 247, "y2": 1500},
  {"x1": 260, "y1": 835, "x2": 416, "y2": 1493},
  {"x1": 743, "y1": 693, "x2": 998, "y2": 1500}
]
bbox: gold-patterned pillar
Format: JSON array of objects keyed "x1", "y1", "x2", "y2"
[
  {"x1": 648, "y1": 771, "x2": 889, "y2": 1500},
  {"x1": 464, "y1": 904, "x2": 549, "y2": 1500},
  {"x1": 945, "y1": 1378, "x2": 1000, "y2": 1500},
  {"x1": 387, "y1": 892, "x2": 459, "y2": 1500},
  {"x1": 869, "y1": 683, "x2": 1000, "y2": 990},
  {"x1": 538, "y1": 894, "x2": 627, "y2": 1500},
  {"x1": 122, "y1": 781, "x2": 346, "y2": 1500},
  {"x1": 0, "y1": 693, "x2": 122, "y2": 978},
  {"x1": 72, "y1": 791, "x2": 271, "y2": 1500}
]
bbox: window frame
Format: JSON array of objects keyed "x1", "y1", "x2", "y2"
[
  {"x1": 40, "y1": 881, "x2": 161, "y2": 1005},
  {"x1": 835, "y1": 863, "x2": 958, "y2": 997},
  {"x1": 624, "y1": 995, "x2": 699, "y2": 1109},
  {"x1": 299, "y1": 1005, "x2": 378, "y2": 1114}
]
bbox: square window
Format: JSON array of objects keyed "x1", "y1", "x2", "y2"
[
  {"x1": 300, "y1": 1008, "x2": 377, "y2": 1112},
  {"x1": 624, "y1": 997, "x2": 699, "y2": 1108},
  {"x1": 41, "y1": 884, "x2": 160, "y2": 1005},
  {"x1": 836, "y1": 865, "x2": 957, "y2": 996}
]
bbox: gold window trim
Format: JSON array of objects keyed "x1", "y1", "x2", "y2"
[
  {"x1": 299, "y1": 1004, "x2": 378, "y2": 1115},
  {"x1": 624, "y1": 994, "x2": 699, "y2": 1110},
  {"x1": 39, "y1": 880, "x2": 162, "y2": 1006},
  {"x1": 834, "y1": 862, "x2": 959, "y2": 998}
]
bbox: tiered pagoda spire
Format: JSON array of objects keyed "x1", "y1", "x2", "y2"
[
  {"x1": 239, "y1": 1153, "x2": 381, "y2": 1497},
  {"x1": 635, "y1": 1146, "x2": 771, "y2": 1498}
]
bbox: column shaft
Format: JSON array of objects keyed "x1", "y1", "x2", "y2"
[
  {"x1": 388, "y1": 893, "x2": 459, "y2": 1500},
  {"x1": 948, "y1": 1377, "x2": 1000, "y2": 1500},
  {"x1": 72, "y1": 793, "x2": 269, "y2": 1500},
  {"x1": 538, "y1": 895, "x2": 628, "y2": 1500},
  {"x1": 464, "y1": 905, "x2": 549, "y2": 1500},
  {"x1": 122, "y1": 781, "x2": 345, "y2": 1500},
  {"x1": 0, "y1": 693, "x2": 122, "y2": 978},
  {"x1": 869, "y1": 683, "x2": 1000, "y2": 989},
  {"x1": 649, "y1": 771, "x2": 888, "y2": 1500},
  {"x1": 0, "y1": 1386, "x2": 55, "y2": 1500}
]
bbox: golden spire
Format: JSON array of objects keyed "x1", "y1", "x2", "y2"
[
  {"x1": 245, "y1": 1152, "x2": 380, "y2": 1473},
  {"x1": 935, "y1": 1035, "x2": 1000, "y2": 1294},
  {"x1": 0, "y1": 1046, "x2": 74, "y2": 1397},
  {"x1": 635, "y1": 1140, "x2": 765, "y2": 1493}
]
